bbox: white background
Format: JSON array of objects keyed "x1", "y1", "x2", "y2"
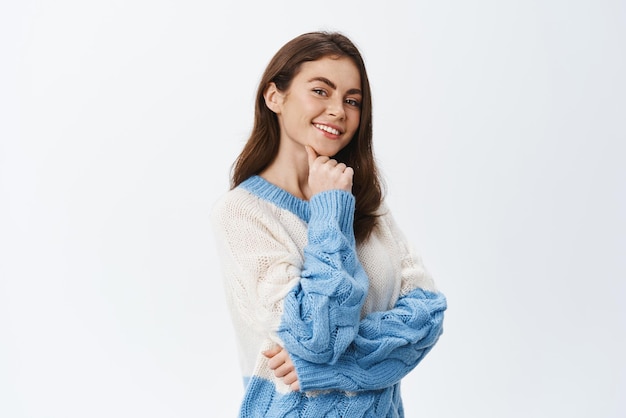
[{"x1": 1, "y1": 1, "x2": 624, "y2": 417}]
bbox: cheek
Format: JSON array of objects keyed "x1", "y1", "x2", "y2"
[
  {"x1": 349, "y1": 112, "x2": 361, "y2": 131},
  {"x1": 303, "y1": 99, "x2": 325, "y2": 116}
]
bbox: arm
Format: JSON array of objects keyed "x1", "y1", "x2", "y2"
[
  {"x1": 277, "y1": 190, "x2": 369, "y2": 364},
  {"x1": 268, "y1": 209, "x2": 447, "y2": 392},
  {"x1": 212, "y1": 186, "x2": 367, "y2": 366},
  {"x1": 294, "y1": 288, "x2": 446, "y2": 392}
]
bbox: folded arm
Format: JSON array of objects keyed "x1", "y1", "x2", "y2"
[
  {"x1": 276, "y1": 190, "x2": 369, "y2": 364},
  {"x1": 213, "y1": 187, "x2": 368, "y2": 366},
  {"x1": 294, "y1": 288, "x2": 446, "y2": 392},
  {"x1": 267, "y1": 208, "x2": 447, "y2": 392}
]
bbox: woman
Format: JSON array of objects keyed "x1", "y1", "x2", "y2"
[{"x1": 212, "y1": 31, "x2": 446, "y2": 417}]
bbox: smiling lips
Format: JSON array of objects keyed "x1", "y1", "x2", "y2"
[{"x1": 314, "y1": 123, "x2": 342, "y2": 136}]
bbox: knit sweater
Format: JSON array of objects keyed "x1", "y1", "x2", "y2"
[{"x1": 211, "y1": 175, "x2": 446, "y2": 417}]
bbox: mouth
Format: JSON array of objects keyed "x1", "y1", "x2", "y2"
[{"x1": 313, "y1": 123, "x2": 343, "y2": 136}]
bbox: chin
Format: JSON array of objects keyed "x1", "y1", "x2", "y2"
[{"x1": 314, "y1": 142, "x2": 349, "y2": 158}]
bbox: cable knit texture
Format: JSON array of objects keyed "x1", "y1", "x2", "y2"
[{"x1": 211, "y1": 175, "x2": 446, "y2": 417}]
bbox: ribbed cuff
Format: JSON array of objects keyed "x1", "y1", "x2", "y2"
[
  {"x1": 309, "y1": 190, "x2": 355, "y2": 239},
  {"x1": 292, "y1": 356, "x2": 344, "y2": 392}
]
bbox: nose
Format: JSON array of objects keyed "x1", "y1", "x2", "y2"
[{"x1": 327, "y1": 97, "x2": 345, "y2": 120}]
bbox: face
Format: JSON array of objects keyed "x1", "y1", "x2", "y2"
[{"x1": 265, "y1": 56, "x2": 362, "y2": 158}]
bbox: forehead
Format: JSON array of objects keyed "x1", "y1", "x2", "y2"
[{"x1": 296, "y1": 57, "x2": 361, "y2": 90}]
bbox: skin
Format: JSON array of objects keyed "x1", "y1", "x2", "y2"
[
  {"x1": 260, "y1": 56, "x2": 363, "y2": 390},
  {"x1": 261, "y1": 56, "x2": 362, "y2": 200}
]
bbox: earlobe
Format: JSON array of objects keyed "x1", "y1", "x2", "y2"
[{"x1": 263, "y1": 82, "x2": 283, "y2": 114}]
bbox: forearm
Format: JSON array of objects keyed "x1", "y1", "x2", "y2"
[
  {"x1": 293, "y1": 289, "x2": 446, "y2": 392},
  {"x1": 276, "y1": 190, "x2": 369, "y2": 364}
]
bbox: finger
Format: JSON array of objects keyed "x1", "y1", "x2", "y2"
[
  {"x1": 336, "y1": 162, "x2": 347, "y2": 172},
  {"x1": 317, "y1": 155, "x2": 330, "y2": 164},
  {"x1": 273, "y1": 361, "x2": 294, "y2": 378},
  {"x1": 262, "y1": 346, "x2": 282, "y2": 359},
  {"x1": 282, "y1": 370, "x2": 298, "y2": 385},
  {"x1": 267, "y1": 354, "x2": 285, "y2": 370},
  {"x1": 305, "y1": 145, "x2": 318, "y2": 168},
  {"x1": 338, "y1": 167, "x2": 354, "y2": 191},
  {"x1": 290, "y1": 380, "x2": 300, "y2": 391}
]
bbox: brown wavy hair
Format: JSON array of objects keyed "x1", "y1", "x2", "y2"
[{"x1": 231, "y1": 31, "x2": 383, "y2": 243}]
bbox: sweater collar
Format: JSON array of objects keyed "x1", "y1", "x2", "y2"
[{"x1": 239, "y1": 175, "x2": 310, "y2": 222}]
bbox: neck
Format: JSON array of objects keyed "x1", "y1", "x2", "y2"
[{"x1": 260, "y1": 143, "x2": 312, "y2": 200}]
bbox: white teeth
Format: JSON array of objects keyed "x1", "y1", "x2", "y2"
[{"x1": 314, "y1": 124, "x2": 340, "y2": 135}]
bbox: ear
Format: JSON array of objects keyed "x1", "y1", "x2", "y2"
[{"x1": 263, "y1": 82, "x2": 284, "y2": 114}]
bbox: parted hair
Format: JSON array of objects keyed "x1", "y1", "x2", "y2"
[{"x1": 231, "y1": 31, "x2": 383, "y2": 243}]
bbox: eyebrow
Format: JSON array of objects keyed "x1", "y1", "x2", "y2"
[{"x1": 308, "y1": 77, "x2": 362, "y2": 95}]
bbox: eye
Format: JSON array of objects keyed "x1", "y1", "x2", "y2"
[
  {"x1": 312, "y1": 88, "x2": 328, "y2": 96},
  {"x1": 345, "y1": 98, "x2": 361, "y2": 108}
]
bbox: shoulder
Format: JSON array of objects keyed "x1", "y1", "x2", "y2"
[
  {"x1": 369, "y1": 201, "x2": 413, "y2": 253},
  {"x1": 211, "y1": 185, "x2": 299, "y2": 239},
  {"x1": 212, "y1": 187, "x2": 256, "y2": 215},
  {"x1": 211, "y1": 186, "x2": 269, "y2": 227}
]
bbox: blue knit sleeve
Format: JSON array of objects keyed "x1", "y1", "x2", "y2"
[
  {"x1": 277, "y1": 190, "x2": 369, "y2": 364},
  {"x1": 292, "y1": 288, "x2": 446, "y2": 392}
]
